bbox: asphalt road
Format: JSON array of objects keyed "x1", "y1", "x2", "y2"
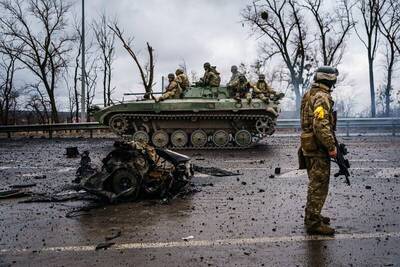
[{"x1": 0, "y1": 135, "x2": 399, "y2": 266}]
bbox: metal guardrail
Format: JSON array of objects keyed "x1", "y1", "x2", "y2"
[
  {"x1": 0, "y1": 122, "x2": 109, "y2": 138},
  {"x1": 277, "y1": 117, "x2": 400, "y2": 136},
  {"x1": 0, "y1": 118, "x2": 399, "y2": 138}
]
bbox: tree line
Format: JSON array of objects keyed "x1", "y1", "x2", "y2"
[{"x1": 0, "y1": 0, "x2": 153, "y2": 125}]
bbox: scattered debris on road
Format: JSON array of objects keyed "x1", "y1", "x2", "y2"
[
  {"x1": 33, "y1": 175, "x2": 47, "y2": 180},
  {"x1": 193, "y1": 165, "x2": 241, "y2": 177},
  {"x1": 0, "y1": 189, "x2": 30, "y2": 200},
  {"x1": 105, "y1": 229, "x2": 122, "y2": 241},
  {"x1": 65, "y1": 147, "x2": 80, "y2": 158},
  {"x1": 10, "y1": 183, "x2": 37, "y2": 189},
  {"x1": 182, "y1": 235, "x2": 194, "y2": 241},
  {"x1": 95, "y1": 242, "x2": 115, "y2": 250}
]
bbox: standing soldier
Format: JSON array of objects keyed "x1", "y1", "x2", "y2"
[
  {"x1": 227, "y1": 65, "x2": 240, "y2": 87},
  {"x1": 199, "y1": 62, "x2": 221, "y2": 87},
  {"x1": 300, "y1": 66, "x2": 339, "y2": 235},
  {"x1": 156, "y1": 73, "x2": 182, "y2": 102},
  {"x1": 253, "y1": 74, "x2": 284, "y2": 102},
  {"x1": 175, "y1": 68, "x2": 190, "y2": 95}
]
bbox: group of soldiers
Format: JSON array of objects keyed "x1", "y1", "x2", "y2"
[
  {"x1": 156, "y1": 69, "x2": 190, "y2": 102},
  {"x1": 156, "y1": 62, "x2": 284, "y2": 103},
  {"x1": 226, "y1": 65, "x2": 284, "y2": 104}
]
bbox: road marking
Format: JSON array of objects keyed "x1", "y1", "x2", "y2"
[
  {"x1": 351, "y1": 159, "x2": 388, "y2": 162},
  {"x1": 1, "y1": 231, "x2": 399, "y2": 254},
  {"x1": 224, "y1": 160, "x2": 262, "y2": 163},
  {"x1": 224, "y1": 167, "x2": 398, "y2": 172}
]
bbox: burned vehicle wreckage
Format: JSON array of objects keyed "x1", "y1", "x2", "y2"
[{"x1": 75, "y1": 141, "x2": 193, "y2": 203}]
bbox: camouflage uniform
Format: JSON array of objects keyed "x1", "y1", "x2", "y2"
[
  {"x1": 200, "y1": 62, "x2": 221, "y2": 87},
  {"x1": 158, "y1": 74, "x2": 182, "y2": 101},
  {"x1": 300, "y1": 66, "x2": 338, "y2": 235},
  {"x1": 230, "y1": 75, "x2": 253, "y2": 103},
  {"x1": 227, "y1": 65, "x2": 240, "y2": 87},
  {"x1": 175, "y1": 69, "x2": 190, "y2": 93},
  {"x1": 253, "y1": 74, "x2": 284, "y2": 102}
]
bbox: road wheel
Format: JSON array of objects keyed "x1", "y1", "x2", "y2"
[
  {"x1": 235, "y1": 130, "x2": 252, "y2": 147},
  {"x1": 191, "y1": 129, "x2": 208, "y2": 147},
  {"x1": 212, "y1": 130, "x2": 229, "y2": 147},
  {"x1": 152, "y1": 130, "x2": 169, "y2": 148},
  {"x1": 133, "y1": 130, "x2": 150, "y2": 143},
  {"x1": 171, "y1": 130, "x2": 188, "y2": 148}
]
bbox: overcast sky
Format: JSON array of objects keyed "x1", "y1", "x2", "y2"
[{"x1": 61, "y1": 0, "x2": 395, "y2": 113}]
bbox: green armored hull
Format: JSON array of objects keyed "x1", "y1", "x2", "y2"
[{"x1": 94, "y1": 86, "x2": 281, "y2": 149}]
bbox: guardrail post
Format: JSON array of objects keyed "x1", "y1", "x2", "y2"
[
  {"x1": 346, "y1": 121, "x2": 350, "y2": 137},
  {"x1": 392, "y1": 119, "x2": 396, "y2": 136},
  {"x1": 90, "y1": 129, "x2": 93, "y2": 138},
  {"x1": 7, "y1": 132, "x2": 11, "y2": 139}
]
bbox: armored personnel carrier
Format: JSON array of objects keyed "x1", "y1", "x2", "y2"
[{"x1": 94, "y1": 86, "x2": 281, "y2": 149}]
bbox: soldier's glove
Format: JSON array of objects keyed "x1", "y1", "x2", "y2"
[{"x1": 328, "y1": 148, "x2": 337, "y2": 158}]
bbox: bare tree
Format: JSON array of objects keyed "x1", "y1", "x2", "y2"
[
  {"x1": 93, "y1": 13, "x2": 116, "y2": 107},
  {"x1": 25, "y1": 83, "x2": 51, "y2": 124},
  {"x1": 190, "y1": 71, "x2": 198, "y2": 83},
  {"x1": 65, "y1": 19, "x2": 100, "y2": 122},
  {"x1": 303, "y1": 0, "x2": 355, "y2": 66},
  {"x1": 353, "y1": 0, "x2": 386, "y2": 117},
  {"x1": 84, "y1": 56, "x2": 99, "y2": 111},
  {"x1": 0, "y1": 51, "x2": 22, "y2": 125},
  {"x1": 109, "y1": 24, "x2": 154, "y2": 99},
  {"x1": 178, "y1": 59, "x2": 188, "y2": 74},
  {"x1": 0, "y1": 0, "x2": 75, "y2": 123},
  {"x1": 378, "y1": 0, "x2": 400, "y2": 116},
  {"x1": 335, "y1": 96, "x2": 356, "y2": 117},
  {"x1": 242, "y1": 0, "x2": 315, "y2": 111}
]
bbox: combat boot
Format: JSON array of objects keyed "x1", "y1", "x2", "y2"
[
  {"x1": 320, "y1": 215, "x2": 331, "y2": 225},
  {"x1": 306, "y1": 224, "x2": 335, "y2": 236}
]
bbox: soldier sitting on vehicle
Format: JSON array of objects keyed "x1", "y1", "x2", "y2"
[
  {"x1": 253, "y1": 74, "x2": 285, "y2": 103},
  {"x1": 229, "y1": 74, "x2": 253, "y2": 104},
  {"x1": 156, "y1": 73, "x2": 182, "y2": 102},
  {"x1": 175, "y1": 68, "x2": 190, "y2": 96},
  {"x1": 199, "y1": 62, "x2": 221, "y2": 87},
  {"x1": 227, "y1": 65, "x2": 241, "y2": 87}
]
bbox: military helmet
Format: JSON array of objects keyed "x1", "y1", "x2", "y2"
[
  {"x1": 258, "y1": 74, "x2": 265, "y2": 80},
  {"x1": 175, "y1": 68, "x2": 184, "y2": 75},
  {"x1": 203, "y1": 62, "x2": 211, "y2": 68},
  {"x1": 231, "y1": 65, "x2": 238, "y2": 72},
  {"x1": 314, "y1": 66, "x2": 339, "y2": 87},
  {"x1": 167, "y1": 73, "x2": 175, "y2": 79}
]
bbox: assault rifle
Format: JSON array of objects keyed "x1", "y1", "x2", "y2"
[{"x1": 332, "y1": 111, "x2": 351, "y2": 185}]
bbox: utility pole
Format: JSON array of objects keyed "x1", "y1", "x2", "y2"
[{"x1": 80, "y1": 0, "x2": 86, "y2": 122}]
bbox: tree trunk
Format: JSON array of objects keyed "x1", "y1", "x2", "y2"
[
  {"x1": 368, "y1": 56, "x2": 376, "y2": 117},
  {"x1": 103, "y1": 62, "x2": 107, "y2": 107},
  {"x1": 385, "y1": 50, "x2": 394, "y2": 117},
  {"x1": 48, "y1": 91, "x2": 59, "y2": 123},
  {"x1": 4, "y1": 98, "x2": 9, "y2": 125},
  {"x1": 293, "y1": 81, "x2": 301, "y2": 113},
  {"x1": 107, "y1": 60, "x2": 112, "y2": 106}
]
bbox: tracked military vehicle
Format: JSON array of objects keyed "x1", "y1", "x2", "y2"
[{"x1": 94, "y1": 86, "x2": 281, "y2": 149}]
